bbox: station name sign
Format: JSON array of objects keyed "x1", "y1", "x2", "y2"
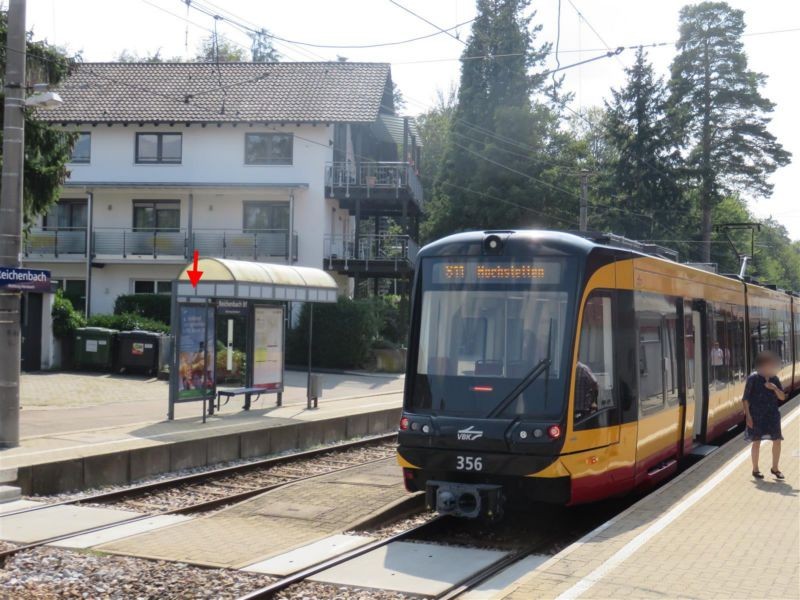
[{"x1": 0, "y1": 266, "x2": 51, "y2": 292}]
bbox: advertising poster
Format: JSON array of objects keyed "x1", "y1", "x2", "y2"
[
  {"x1": 252, "y1": 305, "x2": 284, "y2": 390},
  {"x1": 177, "y1": 304, "x2": 216, "y2": 400}
]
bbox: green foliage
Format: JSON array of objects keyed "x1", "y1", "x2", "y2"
[
  {"x1": 115, "y1": 48, "x2": 183, "y2": 63},
  {"x1": 598, "y1": 48, "x2": 688, "y2": 240},
  {"x1": 87, "y1": 313, "x2": 170, "y2": 334},
  {"x1": 250, "y1": 29, "x2": 280, "y2": 63},
  {"x1": 195, "y1": 35, "x2": 248, "y2": 62},
  {"x1": 0, "y1": 11, "x2": 79, "y2": 227},
  {"x1": 114, "y1": 294, "x2": 171, "y2": 325},
  {"x1": 374, "y1": 295, "x2": 409, "y2": 346},
  {"x1": 287, "y1": 298, "x2": 380, "y2": 369},
  {"x1": 423, "y1": 0, "x2": 580, "y2": 242},
  {"x1": 51, "y1": 291, "x2": 86, "y2": 339},
  {"x1": 668, "y1": 1, "x2": 791, "y2": 260}
]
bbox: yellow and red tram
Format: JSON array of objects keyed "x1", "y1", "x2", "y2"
[{"x1": 397, "y1": 231, "x2": 799, "y2": 518}]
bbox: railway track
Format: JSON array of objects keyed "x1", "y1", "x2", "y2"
[
  {"x1": 0, "y1": 433, "x2": 397, "y2": 565},
  {"x1": 239, "y1": 495, "x2": 627, "y2": 599},
  {"x1": 237, "y1": 515, "x2": 566, "y2": 600}
]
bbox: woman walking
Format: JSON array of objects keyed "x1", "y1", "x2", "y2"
[{"x1": 743, "y1": 351, "x2": 786, "y2": 479}]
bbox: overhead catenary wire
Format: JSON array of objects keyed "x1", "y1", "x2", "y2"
[{"x1": 386, "y1": 0, "x2": 468, "y2": 47}]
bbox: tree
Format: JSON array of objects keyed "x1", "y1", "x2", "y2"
[
  {"x1": 391, "y1": 81, "x2": 406, "y2": 113},
  {"x1": 601, "y1": 47, "x2": 688, "y2": 241},
  {"x1": 195, "y1": 35, "x2": 247, "y2": 62},
  {"x1": 668, "y1": 2, "x2": 791, "y2": 262},
  {"x1": 416, "y1": 86, "x2": 456, "y2": 194},
  {"x1": 116, "y1": 48, "x2": 183, "y2": 63},
  {"x1": 424, "y1": 0, "x2": 575, "y2": 241},
  {"x1": 0, "y1": 11, "x2": 78, "y2": 226},
  {"x1": 250, "y1": 29, "x2": 279, "y2": 63}
]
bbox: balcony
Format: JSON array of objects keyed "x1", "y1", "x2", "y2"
[
  {"x1": 85, "y1": 228, "x2": 297, "y2": 263},
  {"x1": 324, "y1": 234, "x2": 418, "y2": 276},
  {"x1": 24, "y1": 228, "x2": 87, "y2": 260},
  {"x1": 192, "y1": 229, "x2": 297, "y2": 262},
  {"x1": 93, "y1": 228, "x2": 188, "y2": 260},
  {"x1": 325, "y1": 162, "x2": 424, "y2": 216}
]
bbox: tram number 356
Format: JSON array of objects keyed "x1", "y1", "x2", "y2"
[{"x1": 456, "y1": 456, "x2": 483, "y2": 471}]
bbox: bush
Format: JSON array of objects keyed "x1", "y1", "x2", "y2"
[
  {"x1": 287, "y1": 297, "x2": 380, "y2": 369},
  {"x1": 372, "y1": 295, "x2": 409, "y2": 346},
  {"x1": 87, "y1": 312, "x2": 170, "y2": 334},
  {"x1": 114, "y1": 294, "x2": 171, "y2": 325},
  {"x1": 52, "y1": 290, "x2": 86, "y2": 339}
]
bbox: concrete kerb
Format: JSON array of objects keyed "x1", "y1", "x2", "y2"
[{"x1": 13, "y1": 407, "x2": 403, "y2": 495}]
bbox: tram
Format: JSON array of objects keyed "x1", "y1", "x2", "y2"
[{"x1": 396, "y1": 230, "x2": 799, "y2": 518}]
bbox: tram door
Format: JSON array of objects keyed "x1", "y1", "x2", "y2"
[{"x1": 682, "y1": 301, "x2": 706, "y2": 445}]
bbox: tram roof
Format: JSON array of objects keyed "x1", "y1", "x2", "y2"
[{"x1": 176, "y1": 258, "x2": 338, "y2": 303}]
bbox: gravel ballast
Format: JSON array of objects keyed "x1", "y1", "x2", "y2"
[{"x1": 0, "y1": 547, "x2": 275, "y2": 600}]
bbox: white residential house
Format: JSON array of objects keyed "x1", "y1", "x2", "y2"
[{"x1": 25, "y1": 62, "x2": 424, "y2": 316}]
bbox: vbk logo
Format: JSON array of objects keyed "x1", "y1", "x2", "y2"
[{"x1": 457, "y1": 425, "x2": 484, "y2": 441}]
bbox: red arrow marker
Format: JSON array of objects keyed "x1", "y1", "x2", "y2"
[{"x1": 187, "y1": 249, "x2": 204, "y2": 288}]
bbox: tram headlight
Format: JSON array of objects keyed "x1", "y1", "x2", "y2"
[
  {"x1": 483, "y1": 234, "x2": 504, "y2": 254},
  {"x1": 547, "y1": 425, "x2": 562, "y2": 439}
]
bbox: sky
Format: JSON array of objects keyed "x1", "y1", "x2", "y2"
[{"x1": 23, "y1": 0, "x2": 800, "y2": 239}]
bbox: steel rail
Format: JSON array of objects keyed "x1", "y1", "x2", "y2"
[{"x1": 2, "y1": 432, "x2": 397, "y2": 518}]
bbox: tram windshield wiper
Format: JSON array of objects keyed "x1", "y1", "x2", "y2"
[{"x1": 485, "y1": 357, "x2": 551, "y2": 419}]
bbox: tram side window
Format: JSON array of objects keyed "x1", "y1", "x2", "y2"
[
  {"x1": 709, "y1": 305, "x2": 731, "y2": 385},
  {"x1": 750, "y1": 306, "x2": 767, "y2": 361},
  {"x1": 636, "y1": 293, "x2": 679, "y2": 416},
  {"x1": 777, "y1": 310, "x2": 791, "y2": 367},
  {"x1": 573, "y1": 293, "x2": 615, "y2": 422},
  {"x1": 729, "y1": 307, "x2": 747, "y2": 382}
]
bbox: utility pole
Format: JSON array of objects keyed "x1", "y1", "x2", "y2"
[
  {"x1": 579, "y1": 169, "x2": 589, "y2": 232},
  {"x1": 0, "y1": 0, "x2": 26, "y2": 448}
]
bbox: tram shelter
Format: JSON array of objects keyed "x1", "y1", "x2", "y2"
[{"x1": 168, "y1": 258, "x2": 338, "y2": 421}]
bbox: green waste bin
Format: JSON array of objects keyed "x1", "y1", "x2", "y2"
[
  {"x1": 73, "y1": 327, "x2": 118, "y2": 371},
  {"x1": 116, "y1": 330, "x2": 161, "y2": 375}
]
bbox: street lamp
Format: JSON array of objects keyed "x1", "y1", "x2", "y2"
[{"x1": 25, "y1": 83, "x2": 64, "y2": 110}]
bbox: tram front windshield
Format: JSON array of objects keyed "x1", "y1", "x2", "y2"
[{"x1": 410, "y1": 256, "x2": 576, "y2": 419}]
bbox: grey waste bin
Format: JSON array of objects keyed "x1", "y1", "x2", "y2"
[{"x1": 116, "y1": 330, "x2": 161, "y2": 374}]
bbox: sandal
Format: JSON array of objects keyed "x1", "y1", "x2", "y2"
[
  {"x1": 753, "y1": 470, "x2": 765, "y2": 479},
  {"x1": 770, "y1": 469, "x2": 785, "y2": 480}
]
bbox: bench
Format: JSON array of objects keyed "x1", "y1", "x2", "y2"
[{"x1": 205, "y1": 386, "x2": 283, "y2": 419}]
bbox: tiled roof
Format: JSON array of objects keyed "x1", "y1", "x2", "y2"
[{"x1": 39, "y1": 62, "x2": 392, "y2": 123}]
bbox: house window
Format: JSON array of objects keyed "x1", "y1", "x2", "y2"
[
  {"x1": 243, "y1": 201, "x2": 290, "y2": 231},
  {"x1": 245, "y1": 133, "x2": 293, "y2": 165},
  {"x1": 134, "y1": 280, "x2": 173, "y2": 295},
  {"x1": 135, "y1": 133, "x2": 182, "y2": 164},
  {"x1": 43, "y1": 199, "x2": 88, "y2": 230},
  {"x1": 70, "y1": 133, "x2": 91, "y2": 163},
  {"x1": 133, "y1": 200, "x2": 180, "y2": 231},
  {"x1": 53, "y1": 279, "x2": 87, "y2": 313}
]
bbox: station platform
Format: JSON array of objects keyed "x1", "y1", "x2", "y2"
[
  {"x1": 497, "y1": 397, "x2": 800, "y2": 600},
  {"x1": 1, "y1": 370, "x2": 403, "y2": 495}
]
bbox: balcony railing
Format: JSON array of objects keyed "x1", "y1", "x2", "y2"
[
  {"x1": 87, "y1": 228, "x2": 297, "y2": 261},
  {"x1": 24, "y1": 228, "x2": 87, "y2": 258},
  {"x1": 192, "y1": 229, "x2": 297, "y2": 261},
  {"x1": 325, "y1": 161, "x2": 424, "y2": 205},
  {"x1": 93, "y1": 228, "x2": 189, "y2": 258},
  {"x1": 324, "y1": 234, "x2": 418, "y2": 271}
]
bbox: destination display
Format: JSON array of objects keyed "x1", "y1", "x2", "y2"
[{"x1": 431, "y1": 259, "x2": 562, "y2": 285}]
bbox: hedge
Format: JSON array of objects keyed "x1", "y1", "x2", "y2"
[
  {"x1": 52, "y1": 291, "x2": 86, "y2": 339},
  {"x1": 287, "y1": 297, "x2": 380, "y2": 369},
  {"x1": 114, "y1": 294, "x2": 171, "y2": 325},
  {"x1": 87, "y1": 312, "x2": 170, "y2": 334}
]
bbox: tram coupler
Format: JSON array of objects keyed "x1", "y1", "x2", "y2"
[{"x1": 426, "y1": 481, "x2": 504, "y2": 519}]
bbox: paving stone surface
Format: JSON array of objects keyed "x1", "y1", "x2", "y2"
[
  {"x1": 98, "y1": 458, "x2": 409, "y2": 568},
  {"x1": 499, "y1": 401, "x2": 800, "y2": 600},
  {"x1": 0, "y1": 505, "x2": 139, "y2": 544}
]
